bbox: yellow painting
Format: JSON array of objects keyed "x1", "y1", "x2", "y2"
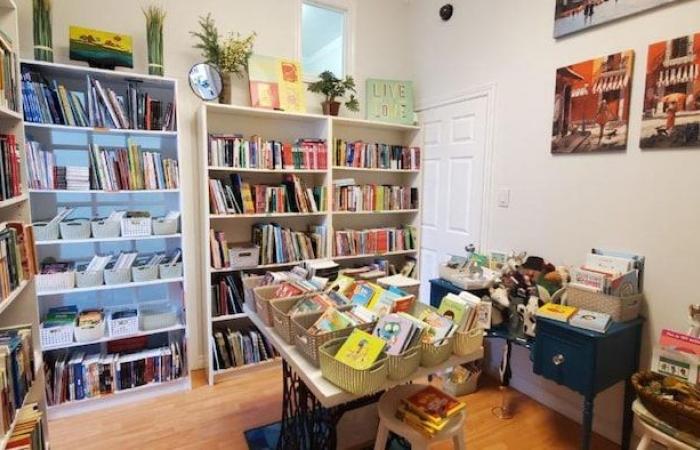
[
  {"x1": 249, "y1": 55, "x2": 305, "y2": 113},
  {"x1": 69, "y1": 26, "x2": 133, "y2": 69}
]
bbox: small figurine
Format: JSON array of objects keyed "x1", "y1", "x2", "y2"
[
  {"x1": 688, "y1": 305, "x2": 700, "y2": 338},
  {"x1": 517, "y1": 295, "x2": 543, "y2": 337},
  {"x1": 467, "y1": 260, "x2": 484, "y2": 279},
  {"x1": 489, "y1": 285, "x2": 510, "y2": 309}
]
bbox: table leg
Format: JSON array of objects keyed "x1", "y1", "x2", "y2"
[
  {"x1": 581, "y1": 395, "x2": 594, "y2": 450},
  {"x1": 621, "y1": 378, "x2": 635, "y2": 450}
]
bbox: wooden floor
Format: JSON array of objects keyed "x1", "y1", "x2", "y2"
[{"x1": 48, "y1": 367, "x2": 619, "y2": 450}]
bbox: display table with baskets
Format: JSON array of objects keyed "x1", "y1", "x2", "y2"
[{"x1": 244, "y1": 305, "x2": 484, "y2": 449}]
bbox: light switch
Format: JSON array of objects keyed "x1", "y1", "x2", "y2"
[{"x1": 497, "y1": 188, "x2": 510, "y2": 208}]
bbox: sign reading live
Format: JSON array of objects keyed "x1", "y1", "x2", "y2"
[{"x1": 366, "y1": 79, "x2": 414, "y2": 125}]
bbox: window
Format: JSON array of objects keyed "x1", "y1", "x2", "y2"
[{"x1": 301, "y1": 1, "x2": 347, "y2": 79}]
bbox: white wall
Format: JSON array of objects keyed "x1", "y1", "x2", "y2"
[
  {"x1": 16, "y1": 0, "x2": 413, "y2": 368},
  {"x1": 408, "y1": 0, "x2": 700, "y2": 444}
]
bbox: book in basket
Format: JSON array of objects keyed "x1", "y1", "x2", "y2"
[{"x1": 334, "y1": 329, "x2": 385, "y2": 370}]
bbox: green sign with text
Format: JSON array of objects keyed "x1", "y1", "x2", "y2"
[{"x1": 365, "y1": 79, "x2": 414, "y2": 125}]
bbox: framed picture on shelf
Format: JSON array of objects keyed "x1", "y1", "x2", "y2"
[
  {"x1": 69, "y1": 26, "x2": 134, "y2": 70},
  {"x1": 553, "y1": 0, "x2": 688, "y2": 39},
  {"x1": 248, "y1": 55, "x2": 305, "y2": 113},
  {"x1": 640, "y1": 32, "x2": 700, "y2": 149},
  {"x1": 551, "y1": 50, "x2": 634, "y2": 154}
]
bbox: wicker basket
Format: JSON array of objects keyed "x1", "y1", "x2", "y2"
[
  {"x1": 566, "y1": 286, "x2": 642, "y2": 322},
  {"x1": 254, "y1": 285, "x2": 304, "y2": 326},
  {"x1": 74, "y1": 320, "x2": 106, "y2": 343},
  {"x1": 33, "y1": 222, "x2": 59, "y2": 241},
  {"x1": 104, "y1": 268, "x2": 131, "y2": 285},
  {"x1": 132, "y1": 265, "x2": 158, "y2": 282},
  {"x1": 319, "y1": 337, "x2": 388, "y2": 396},
  {"x1": 242, "y1": 275, "x2": 266, "y2": 312},
  {"x1": 121, "y1": 217, "x2": 152, "y2": 237},
  {"x1": 159, "y1": 262, "x2": 183, "y2": 279},
  {"x1": 91, "y1": 219, "x2": 121, "y2": 239},
  {"x1": 152, "y1": 217, "x2": 179, "y2": 235},
  {"x1": 421, "y1": 336, "x2": 455, "y2": 367},
  {"x1": 59, "y1": 219, "x2": 91, "y2": 240},
  {"x1": 632, "y1": 371, "x2": 700, "y2": 439},
  {"x1": 36, "y1": 271, "x2": 75, "y2": 292},
  {"x1": 453, "y1": 328, "x2": 484, "y2": 356},
  {"x1": 75, "y1": 270, "x2": 104, "y2": 288},
  {"x1": 387, "y1": 343, "x2": 422, "y2": 381},
  {"x1": 271, "y1": 298, "x2": 350, "y2": 345},
  {"x1": 293, "y1": 312, "x2": 376, "y2": 366}
]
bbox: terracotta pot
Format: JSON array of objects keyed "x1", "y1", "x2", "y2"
[{"x1": 322, "y1": 101, "x2": 341, "y2": 116}]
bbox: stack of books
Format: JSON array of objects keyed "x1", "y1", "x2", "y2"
[
  {"x1": 307, "y1": 306, "x2": 377, "y2": 336},
  {"x1": 327, "y1": 275, "x2": 414, "y2": 315},
  {"x1": 0, "y1": 326, "x2": 35, "y2": 436},
  {"x1": 208, "y1": 174, "x2": 326, "y2": 215},
  {"x1": 212, "y1": 328, "x2": 276, "y2": 371},
  {"x1": 0, "y1": 223, "x2": 36, "y2": 301},
  {"x1": 21, "y1": 70, "x2": 177, "y2": 131},
  {"x1": 211, "y1": 274, "x2": 245, "y2": 317},
  {"x1": 332, "y1": 181, "x2": 418, "y2": 212},
  {"x1": 334, "y1": 140, "x2": 420, "y2": 170},
  {"x1": 44, "y1": 336, "x2": 187, "y2": 406},
  {"x1": 569, "y1": 250, "x2": 644, "y2": 296},
  {"x1": 65, "y1": 166, "x2": 90, "y2": 191},
  {"x1": 5, "y1": 402, "x2": 45, "y2": 450},
  {"x1": 396, "y1": 386, "x2": 466, "y2": 437},
  {"x1": 208, "y1": 134, "x2": 327, "y2": 170},
  {"x1": 333, "y1": 226, "x2": 417, "y2": 257},
  {"x1": 0, "y1": 33, "x2": 18, "y2": 112},
  {"x1": 0, "y1": 135, "x2": 21, "y2": 201}
]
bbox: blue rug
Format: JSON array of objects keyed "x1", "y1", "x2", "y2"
[{"x1": 244, "y1": 422, "x2": 409, "y2": 449}]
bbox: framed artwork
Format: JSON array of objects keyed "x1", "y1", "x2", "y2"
[
  {"x1": 248, "y1": 55, "x2": 305, "y2": 113},
  {"x1": 69, "y1": 26, "x2": 133, "y2": 69},
  {"x1": 551, "y1": 50, "x2": 634, "y2": 154},
  {"x1": 640, "y1": 32, "x2": 700, "y2": 149},
  {"x1": 553, "y1": 0, "x2": 688, "y2": 39},
  {"x1": 366, "y1": 79, "x2": 414, "y2": 125}
]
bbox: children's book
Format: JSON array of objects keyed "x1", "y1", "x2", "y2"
[
  {"x1": 402, "y1": 385, "x2": 465, "y2": 424},
  {"x1": 418, "y1": 310, "x2": 454, "y2": 344},
  {"x1": 536, "y1": 303, "x2": 577, "y2": 322},
  {"x1": 334, "y1": 329, "x2": 385, "y2": 370},
  {"x1": 348, "y1": 282, "x2": 376, "y2": 307},
  {"x1": 289, "y1": 296, "x2": 326, "y2": 316},
  {"x1": 569, "y1": 309, "x2": 611, "y2": 333},
  {"x1": 346, "y1": 305, "x2": 377, "y2": 324},
  {"x1": 374, "y1": 313, "x2": 417, "y2": 355},
  {"x1": 308, "y1": 308, "x2": 355, "y2": 335},
  {"x1": 438, "y1": 294, "x2": 468, "y2": 327},
  {"x1": 369, "y1": 288, "x2": 402, "y2": 316}
]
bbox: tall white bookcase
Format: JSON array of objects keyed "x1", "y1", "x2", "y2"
[
  {"x1": 0, "y1": 0, "x2": 49, "y2": 447},
  {"x1": 21, "y1": 60, "x2": 191, "y2": 418},
  {"x1": 198, "y1": 103, "x2": 421, "y2": 385}
]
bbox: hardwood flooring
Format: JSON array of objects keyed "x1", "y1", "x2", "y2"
[{"x1": 48, "y1": 367, "x2": 619, "y2": 449}]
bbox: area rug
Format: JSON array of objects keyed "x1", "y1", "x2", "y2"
[{"x1": 244, "y1": 422, "x2": 409, "y2": 449}]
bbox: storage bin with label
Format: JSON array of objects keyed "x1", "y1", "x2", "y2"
[
  {"x1": 74, "y1": 318, "x2": 106, "y2": 343},
  {"x1": 229, "y1": 243, "x2": 260, "y2": 269},
  {"x1": 75, "y1": 267, "x2": 104, "y2": 288},
  {"x1": 159, "y1": 262, "x2": 183, "y2": 279},
  {"x1": 132, "y1": 264, "x2": 158, "y2": 282}
]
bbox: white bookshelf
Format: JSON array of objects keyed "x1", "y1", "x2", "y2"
[
  {"x1": 198, "y1": 103, "x2": 422, "y2": 384},
  {"x1": 21, "y1": 60, "x2": 191, "y2": 418}
]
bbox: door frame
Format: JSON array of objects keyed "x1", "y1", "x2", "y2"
[{"x1": 415, "y1": 83, "x2": 498, "y2": 252}]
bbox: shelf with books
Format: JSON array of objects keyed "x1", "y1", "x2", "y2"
[
  {"x1": 0, "y1": 279, "x2": 28, "y2": 317},
  {"x1": 208, "y1": 166, "x2": 327, "y2": 174},
  {"x1": 0, "y1": 104, "x2": 22, "y2": 120},
  {"x1": 35, "y1": 233, "x2": 182, "y2": 246},
  {"x1": 332, "y1": 209, "x2": 419, "y2": 215},
  {"x1": 211, "y1": 313, "x2": 248, "y2": 322},
  {"x1": 331, "y1": 116, "x2": 421, "y2": 132},
  {"x1": 0, "y1": 193, "x2": 26, "y2": 209},
  {"x1": 23, "y1": 122, "x2": 178, "y2": 137},
  {"x1": 332, "y1": 166, "x2": 420, "y2": 174},
  {"x1": 332, "y1": 249, "x2": 418, "y2": 261},
  {"x1": 36, "y1": 277, "x2": 184, "y2": 297},
  {"x1": 212, "y1": 357, "x2": 280, "y2": 376},
  {"x1": 28, "y1": 189, "x2": 180, "y2": 195},
  {"x1": 210, "y1": 212, "x2": 326, "y2": 220},
  {"x1": 209, "y1": 261, "x2": 301, "y2": 274},
  {"x1": 41, "y1": 323, "x2": 186, "y2": 352}
]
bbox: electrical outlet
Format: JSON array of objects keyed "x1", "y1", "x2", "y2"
[{"x1": 497, "y1": 188, "x2": 510, "y2": 208}]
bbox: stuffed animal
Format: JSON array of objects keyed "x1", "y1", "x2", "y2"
[
  {"x1": 489, "y1": 285, "x2": 510, "y2": 309},
  {"x1": 688, "y1": 305, "x2": 700, "y2": 338},
  {"x1": 517, "y1": 295, "x2": 543, "y2": 337},
  {"x1": 501, "y1": 251, "x2": 527, "y2": 275}
]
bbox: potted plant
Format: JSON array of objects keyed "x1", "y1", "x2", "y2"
[
  {"x1": 307, "y1": 71, "x2": 359, "y2": 116},
  {"x1": 191, "y1": 14, "x2": 255, "y2": 104},
  {"x1": 143, "y1": 5, "x2": 166, "y2": 76}
]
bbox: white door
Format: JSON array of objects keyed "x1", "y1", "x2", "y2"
[{"x1": 419, "y1": 93, "x2": 491, "y2": 302}]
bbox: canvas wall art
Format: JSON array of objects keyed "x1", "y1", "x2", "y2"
[
  {"x1": 640, "y1": 32, "x2": 700, "y2": 149},
  {"x1": 554, "y1": 0, "x2": 687, "y2": 39},
  {"x1": 69, "y1": 26, "x2": 133, "y2": 69},
  {"x1": 248, "y1": 55, "x2": 305, "y2": 113},
  {"x1": 365, "y1": 79, "x2": 414, "y2": 125},
  {"x1": 551, "y1": 50, "x2": 634, "y2": 154}
]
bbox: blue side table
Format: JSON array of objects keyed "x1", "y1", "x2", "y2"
[{"x1": 429, "y1": 278, "x2": 643, "y2": 450}]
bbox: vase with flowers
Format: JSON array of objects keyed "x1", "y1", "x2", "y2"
[{"x1": 191, "y1": 14, "x2": 255, "y2": 104}]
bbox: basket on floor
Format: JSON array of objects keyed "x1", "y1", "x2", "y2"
[
  {"x1": 632, "y1": 371, "x2": 700, "y2": 439},
  {"x1": 453, "y1": 327, "x2": 484, "y2": 356},
  {"x1": 253, "y1": 285, "x2": 304, "y2": 326},
  {"x1": 293, "y1": 312, "x2": 376, "y2": 366},
  {"x1": 319, "y1": 337, "x2": 388, "y2": 396},
  {"x1": 387, "y1": 343, "x2": 422, "y2": 381}
]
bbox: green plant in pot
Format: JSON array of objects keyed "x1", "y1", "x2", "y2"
[
  {"x1": 307, "y1": 71, "x2": 359, "y2": 116},
  {"x1": 191, "y1": 14, "x2": 255, "y2": 103}
]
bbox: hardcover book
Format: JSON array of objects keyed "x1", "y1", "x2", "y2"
[
  {"x1": 536, "y1": 303, "x2": 577, "y2": 323},
  {"x1": 569, "y1": 309, "x2": 611, "y2": 333},
  {"x1": 334, "y1": 329, "x2": 385, "y2": 370}
]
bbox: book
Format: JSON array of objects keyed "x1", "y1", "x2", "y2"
[
  {"x1": 333, "y1": 183, "x2": 418, "y2": 212},
  {"x1": 208, "y1": 134, "x2": 327, "y2": 170},
  {"x1": 536, "y1": 303, "x2": 577, "y2": 322},
  {"x1": 333, "y1": 226, "x2": 417, "y2": 257},
  {"x1": 374, "y1": 313, "x2": 420, "y2": 355},
  {"x1": 334, "y1": 329, "x2": 385, "y2": 370},
  {"x1": 569, "y1": 309, "x2": 611, "y2": 333},
  {"x1": 334, "y1": 139, "x2": 420, "y2": 170},
  {"x1": 308, "y1": 308, "x2": 356, "y2": 335},
  {"x1": 402, "y1": 385, "x2": 465, "y2": 424},
  {"x1": 438, "y1": 294, "x2": 469, "y2": 328},
  {"x1": 347, "y1": 282, "x2": 378, "y2": 307},
  {"x1": 417, "y1": 310, "x2": 455, "y2": 345}
]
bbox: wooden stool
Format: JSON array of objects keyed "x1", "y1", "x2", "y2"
[{"x1": 374, "y1": 384, "x2": 466, "y2": 450}]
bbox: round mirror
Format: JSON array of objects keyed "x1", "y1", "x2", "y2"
[{"x1": 188, "y1": 63, "x2": 223, "y2": 101}]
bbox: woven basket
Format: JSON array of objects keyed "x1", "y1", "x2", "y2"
[
  {"x1": 152, "y1": 217, "x2": 179, "y2": 235},
  {"x1": 75, "y1": 270, "x2": 104, "y2": 288},
  {"x1": 132, "y1": 265, "x2": 158, "y2": 282},
  {"x1": 293, "y1": 312, "x2": 376, "y2": 366},
  {"x1": 453, "y1": 328, "x2": 484, "y2": 356},
  {"x1": 254, "y1": 285, "x2": 309, "y2": 326},
  {"x1": 421, "y1": 336, "x2": 455, "y2": 367},
  {"x1": 387, "y1": 343, "x2": 422, "y2": 381},
  {"x1": 271, "y1": 298, "x2": 351, "y2": 345},
  {"x1": 319, "y1": 337, "x2": 388, "y2": 396},
  {"x1": 104, "y1": 268, "x2": 131, "y2": 285},
  {"x1": 59, "y1": 219, "x2": 91, "y2": 240},
  {"x1": 34, "y1": 222, "x2": 59, "y2": 241},
  {"x1": 159, "y1": 262, "x2": 183, "y2": 279},
  {"x1": 632, "y1": 371, "x2": 700, "y2": 439},
  {"x1": 242, "y1": 275, "x2": 266, "y2": 312},
  {"x1": 91, "y1": 218, "x2": 121, "y2": 239},
  {"x1": 566, "y1": 286, "x2": 642, "y2": 322}
]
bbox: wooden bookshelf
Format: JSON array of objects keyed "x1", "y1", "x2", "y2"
[
  {"x1": 198, "y1": 103, "x2": 422, "y2": 384},
  {"x1": 22, "y1": 60, "x2": 191, "y2": 418}
]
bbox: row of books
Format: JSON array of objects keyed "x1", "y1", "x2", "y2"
[
  {"x1": 21, "y1": 70, "x2": 176, "y2": 131},
  {"x1": 333, "y1": 226, "x2": 417, "y2": 257},
  {"x1": 334, "y1": 140, "x2": 420, "y2": 170},
  {"x1": 44, "y1": 337, "x2": 187, "y2": 406},
  {"x1": 333, "y1": 182, "x2": 418, "y2": 212},
  {"x1": 536, "y1": 303, "x2": 613, "y2": 333},
  {"x1": 0, "y1": 223, "x2": 36, "y2": 302},
  {"x1": 569, "y1": 249, "x2": 644, "y2": 296},
  {"x1": 0, "y1": 135, "x2": 21, "y2": 202},
  {"x1": 0, "y1": 326, "x2": 35, "y2": 438},
  {"x1": 254, "y1": 223, "x2": 328, "y2": 266},
  {"x1": 0, "y1": 33, "x2": 18, "y2": 113},
  {"x1": 209, "y1": 174, "x2": 325, "y2": 215},
  {"x1": 211, "y1": 274, "x2": 245, "y2": 317},
  {"x1": 4, "y1": 403, "x2": 45, "y2": 450},
  {"x1": 26, "y1": 141, "x2": 179, "y2": 191},
  {"x1": 208, "y1": 134, "x2": 327, "y2": 170},
  {"x1": 212, "y1": 328, "x2": 276, "y2": 371}
]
